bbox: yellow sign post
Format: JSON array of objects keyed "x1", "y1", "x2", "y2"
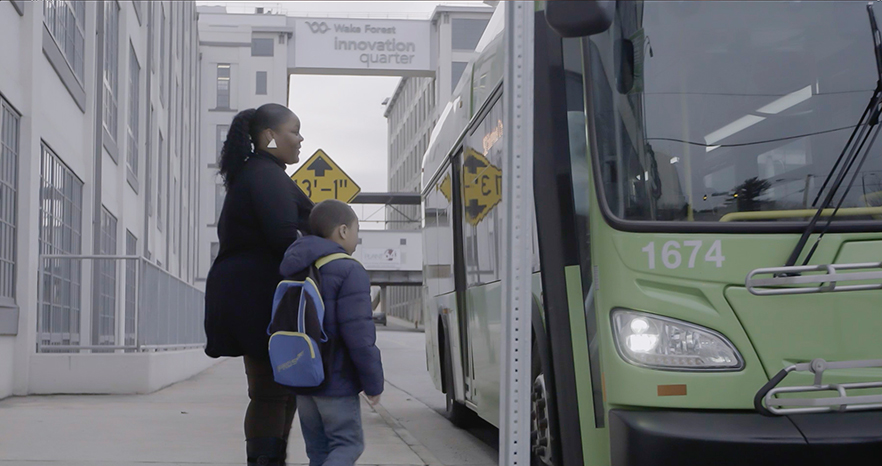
[
  {"x1": 291, "y1": 149, "x2": 362, "y2": 204},
  {"x1": 461, "y1": 147, "x2": 502, "y2": 226}
]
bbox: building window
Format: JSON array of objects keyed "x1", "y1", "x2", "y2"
[
  {"x1": 215, "y1": 183, "x2": 225, "y2": 224},
  {"x1": 452, "y1": 61, "x2": 468, "y2": 88},
  {"x1": 216, "y1": 125, "x2": 229, "y2": 163},
  {"x1": 39, "y1": 144, "x2": 84, "y2": 348},
  {"x1": 451, "y1": 18, "x2": 490, "y2": 51},
  {"x1": 158, "y1": 134, "x2": 164, "y2": 231},
  {"x1": 127, "y1": 45, "x2": 141, "y2": 182},
  {"x1": 103, "y1": 1, "x2": 120, "y2": 142},
  {"x1": 0, "y1": 101, "x2": 19, "y2": 303},
  {"x1": 160, "y1": 5, "x2": 167, "y2": 106},
  {"x1": 42, "y1": 0, "x2": 86, "y2": 82},
  {"x1": 125, "y1": 231, "x2": 137, "y2": 347},
  {"x1": 147, "y1": 105, "x2": 154, "y2": 216},
  {"x1": 94, "y1": 207, "x2": 118, "y2": 346},
  {"x1": 173, "y1": 178, "x2": 178, "y2": 253},
  {"x1": 256, "y1": 71, "x2": 267, "y2": 95},
  {"x1": 251, "y1": 38, "x2": 274, "y2": 57},
  {"x1": 210, "y1": 242, "x2": 219, "y2": 265},
  {"x1": 217, "y1": 64, "x2": 231, "y2": 108}
]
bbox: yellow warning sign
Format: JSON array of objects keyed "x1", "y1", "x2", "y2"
[
  {"x1": 291, "y1": 149, "x2": 361, "y2": 204},
  {"x1": 461, "y1": 147, "x2": 502, "y2": 226},
  {"x1": 437, "y1": 174, "x2": 452, "y2": 203}
]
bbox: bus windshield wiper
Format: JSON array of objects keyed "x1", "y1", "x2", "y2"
[{"x1": 782, "y1": 2, "x2": 882, "y2": 269}]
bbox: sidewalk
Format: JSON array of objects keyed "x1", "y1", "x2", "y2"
[
  {"x1": 0, "y1": 326, "x2": 497, "y2": 466},
  {"x1": 0, "y1": 358, "x2": 426, "y2": 466}
]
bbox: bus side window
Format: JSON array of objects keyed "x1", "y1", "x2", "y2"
[
  {"x1": 460, "y1": 97, "x2": 505, "y2": 286},
  {"x1": 424, "y1": 164, "x2": 456, "y2": 297}
]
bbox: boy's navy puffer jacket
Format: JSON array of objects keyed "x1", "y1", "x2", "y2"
[{"x1": 279, "y1": 235, "x2": 384, "y2": 397}]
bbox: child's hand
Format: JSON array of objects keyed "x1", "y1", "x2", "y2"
[{"x1": 366, "y1": 395, "x2": 381, "y2": 406}]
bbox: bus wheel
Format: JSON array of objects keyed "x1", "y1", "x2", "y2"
[
  {"x1": 443, "y1": 339, "x2": 474, "y2": 428},
  {"x1": 531, "y1": 341, "x2": 554, "y2": 466}
]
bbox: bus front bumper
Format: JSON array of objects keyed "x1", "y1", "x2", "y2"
[{"x1": 610, "y1": 409, "x2": 882, "y2": 466}]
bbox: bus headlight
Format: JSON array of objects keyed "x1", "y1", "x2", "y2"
[{"x1": 611, "y1": 310, "x2": 744, "y2": 371}]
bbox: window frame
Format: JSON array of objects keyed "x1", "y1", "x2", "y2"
[{"x1": 126, "y1": 44, "x2": 141, "y2": 190}]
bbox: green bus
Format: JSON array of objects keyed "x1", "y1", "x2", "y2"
[{"x1": 421, "y1": 2, "x2": 882, "y2": 465}]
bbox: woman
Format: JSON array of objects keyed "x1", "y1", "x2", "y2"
[{"x1": 204, "y1": 103, "x2": 312, "y2": 466}]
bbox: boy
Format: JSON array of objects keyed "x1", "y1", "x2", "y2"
[{"x1": 279, "y1": 199, "x2": 384, "y2": 466}]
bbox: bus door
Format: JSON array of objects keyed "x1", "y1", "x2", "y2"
[{"x1": 451, "y1": 147, "x2": 476, "y2": 402}]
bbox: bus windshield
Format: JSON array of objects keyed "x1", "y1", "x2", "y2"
[{"x1": 587, "y1": 1, "x2": 882, "y2": 224}]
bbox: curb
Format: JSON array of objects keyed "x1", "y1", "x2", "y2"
[{"x1": 363, "y1": 393, "x2": 443, "y2": 466}]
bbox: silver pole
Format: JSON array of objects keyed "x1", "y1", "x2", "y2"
[{"x1": 500, "y1": 3, "x2": 534, "y2": 466}]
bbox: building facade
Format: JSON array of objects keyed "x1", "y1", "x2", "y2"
[
  {"x1": 384, "y1": 5, "x2": 493, "y2": 322},
  {"x1": 0, "y1": 0, "x2": 205, "y2": 399},
  {"x1": 195, "y1": 6, "x2": 292, "y2": 287}
]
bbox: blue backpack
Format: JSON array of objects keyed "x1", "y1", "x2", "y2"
[{"x1": 267, "y1": 253, "x2": 352, "y2": 389}]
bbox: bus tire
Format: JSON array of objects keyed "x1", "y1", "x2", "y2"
[
  {"x1": 531, "y1": 339, "x2": 555, "y2": 466},
  {"x1": 443, "y1": 336, "x2": 474, "y2": 428}
]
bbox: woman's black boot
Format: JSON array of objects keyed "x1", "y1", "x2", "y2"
[
  {"x1": 246, "y1": 437, "x2": 285, "y2": 466},
  {"x1": 280, "y1": 440, "x2": 288, "y2": 466}
]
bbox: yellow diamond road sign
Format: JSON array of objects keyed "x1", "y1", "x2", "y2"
[
  {"x1": 291, "y1": 149, "x2": 361, "y2": 204},
  {"x1": 462, "y1": 147, "x2": 502, "y2": 226}
]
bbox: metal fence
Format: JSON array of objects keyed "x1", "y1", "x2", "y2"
[{"x1": 37, "y1": 255, "x2": 205, "y2": 353}]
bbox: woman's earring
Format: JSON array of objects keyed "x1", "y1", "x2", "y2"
[{"x1": 267, "y1": 138, "x2": 277, "y2": 149}]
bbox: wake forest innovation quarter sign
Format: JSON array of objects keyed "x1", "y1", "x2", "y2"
[{"x1": 291, "y1": 18, "x2": 433, "y2": 76}]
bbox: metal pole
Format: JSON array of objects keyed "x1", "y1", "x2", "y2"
[{"x1": 500, "y1": 3, "x2": 534, "y2": 466}]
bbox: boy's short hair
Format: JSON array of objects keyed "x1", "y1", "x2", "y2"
[{"x1": 309, "y1": 200, "x2": 358, "y2": 239}]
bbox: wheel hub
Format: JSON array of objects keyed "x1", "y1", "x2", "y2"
[{"x1": 531, "y1": 374, "x2": 553, "y2": 465}]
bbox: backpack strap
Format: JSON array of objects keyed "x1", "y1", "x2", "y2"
[{"x1": 315, "y1": 253, "x2": 358, "y2": 269}]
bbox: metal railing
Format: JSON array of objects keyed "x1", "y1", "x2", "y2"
[{"x1": 37, "y1": 255, "x2": 205, "y2": 353}]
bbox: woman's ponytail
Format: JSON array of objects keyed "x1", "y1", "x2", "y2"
[{"x1": 219, "y1": 108, "x2": 257, "y2": 189}]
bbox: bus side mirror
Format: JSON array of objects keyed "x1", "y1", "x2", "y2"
[{"x1": 546, "y1": 0, "x2": 615, "y2": 38}]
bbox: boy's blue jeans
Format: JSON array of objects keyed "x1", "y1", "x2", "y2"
[{"x1": 297, "y1": 395, "x2": 364, "y2": 466}]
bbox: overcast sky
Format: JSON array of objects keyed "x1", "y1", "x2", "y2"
[{"x1": 196, "y1": 1, "x2": 488, "y2": 227}]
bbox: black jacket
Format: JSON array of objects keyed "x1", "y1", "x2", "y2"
[{"x1": 204, "y1": 150, "x2": 313, "y2": 359}]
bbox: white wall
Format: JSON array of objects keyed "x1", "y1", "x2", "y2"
[
  {"x1": 0, "y1": 337, "x2": 14, "y2": 399},
  {"x1": 0, "y1": 1, "x2": 205, "y2": 398}
]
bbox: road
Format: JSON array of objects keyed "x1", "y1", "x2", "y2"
[{"x1": 374, "y1": 322, "x2": 499, "y2": 465}]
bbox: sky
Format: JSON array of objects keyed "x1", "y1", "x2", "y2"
[{"x1": 196, "y1": 1, "x2": 489, "y2": 227}]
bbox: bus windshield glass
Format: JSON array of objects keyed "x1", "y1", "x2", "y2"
[{"x1": 587, "y1": 1, "x2": 882, "y2": 224}]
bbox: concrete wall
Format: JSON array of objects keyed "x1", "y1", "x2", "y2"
[{"x1": 28, "y1": 351, "x2": 220, "y2": 395}]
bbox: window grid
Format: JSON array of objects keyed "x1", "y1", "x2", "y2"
[
  {"x1": 160, "y1": 5, "x2": 166, "y2": 107},
  {"x1": 39, "y1": 145, "x2": 84, "y2": 349},
  {"x1": 158, "y1": 134, "x2": 164, "y2": 230},
  {"x1": 217, "y1": 64, "x2": 231, "y2": 108},
  {"x1": 42, "y1": 0, "x2": 86, "y2": 82},
  {"x1": 103, "y1": 1, "x2": 120, "y2": 141},
  {"x1": 94, "y1": 208, "x2": 118, "y2": 346},
  {"x1": 147, "y1": 106, "x2": 154, "y2": 216},
  {"x1": 125, "y1": 231, "x2": 137, "y2": 347},
  {"x1": 0, "y1": 101, "x2": 19, "y2": 303},
  {"x1": 127, "y1": 46, "x2": 140, "y2": 179}
]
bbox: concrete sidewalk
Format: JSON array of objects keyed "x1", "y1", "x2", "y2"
[
  {"x1": 0, "y1": 358, "x2": 426, "y2": 466},
  {"x1": 0, "y1": 326, "x2": 497, "y2": 466}
]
